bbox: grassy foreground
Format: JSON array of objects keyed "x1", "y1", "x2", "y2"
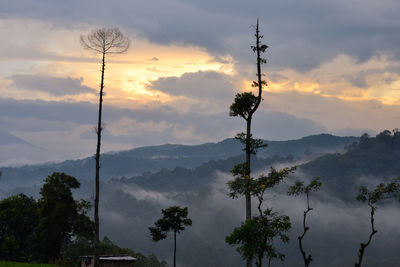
[{"x1": 0, "y1": 262, "x2": 58, "y2": 267}]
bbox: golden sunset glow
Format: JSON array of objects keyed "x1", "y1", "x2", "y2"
[
  {"x1": 1, "y1": 1, "x2": 400, "y2": 165},
  {"x1": 2, "y1": 18, "x2": 400, "y2": 108}
]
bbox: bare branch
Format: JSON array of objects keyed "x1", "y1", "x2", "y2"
[{"x1": 80, "y1": 28, "x2": 129, "y2": 55}]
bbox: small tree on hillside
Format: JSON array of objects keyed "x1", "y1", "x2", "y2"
[
  {"x1": 149, "y1": 206, "x2": 192, "y2": 267},
  {"x1": 80, "y1": 27, "x2": 129, "y2": 267},
  {"x1": 354, "y1": 177, "x2": 400, "y2": 267},
  {"x1": 287, "y1": 177, "x2": 322, "y2": 267}
]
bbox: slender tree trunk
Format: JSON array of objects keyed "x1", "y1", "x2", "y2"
[
  {"x1": 244, "y1": 19, "x2": 264, "y2": 267},
  {"x1": 94, "y1": 49, "x2": 105, "y2": 267},
  {"x1": 299, "y1": 194, "x2": 312, "y2": 267},
  {"x1": 174, "y1": 230, "x2": 177, "y2": 267},
  {"x1": 355, "y1": 204, "x2": 377, "y2": 267},
  {"x1": 256, "y1": 255, "x2": 262, "y2": 267},
  {"x1": 245, "y1": 117, "x2": 252, "y2": 221},
  {"x1": 245, "y1": 117, "x2": 252, "y2": 267}
]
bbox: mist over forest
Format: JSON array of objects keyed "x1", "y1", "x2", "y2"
[{"x1": 1, "y1": 131, "x2": 400, "y2": 266}]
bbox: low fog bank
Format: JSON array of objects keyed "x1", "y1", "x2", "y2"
[
  {"x1": 98, "y1": 169, "x2": 400, "y2": 267},
  {"x1": 1, "y1": 153, "x2": 398, "y2": 267}
]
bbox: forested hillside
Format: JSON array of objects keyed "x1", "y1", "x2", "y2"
[
  {"x1": 0, "y1": 134, "x2": 356, "y2": 191},
  {"x1": 301, "y1": 130, "x2": 400, "y2": 197}
]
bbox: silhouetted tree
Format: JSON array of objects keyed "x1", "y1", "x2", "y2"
[
  {"x1": 0, "y1": 194, "x2": 39, "y2": 261},
  {"x1": 149, "y1": 206, "x2": 192, "y2": 267},
  {"x1": 227, "y1": 167, "x2": 295, "y2": 266},
  {"x1": 37, "y1": 172, "x2": 93, "y2": 263},
  {"x1": 288, "y1": 177, "x2": 322, "y2": 267},
  {"x1": 229, "y1": 18, "x2": 268, "y2": 267},
  {"x1": 80, "y1": 27, "x2": 129, "y2": 267},
  {"x1": 226, "y1": 209, "x2": 290, "y2": 267},
  {"x1": 355, "y1": 177, "x2": 400, "y2": 267}
]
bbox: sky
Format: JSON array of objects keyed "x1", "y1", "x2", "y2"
[{"x1": 1, "y1": 0, "x2": 400, "y2": 165}]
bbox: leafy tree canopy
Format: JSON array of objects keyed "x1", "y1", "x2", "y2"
[
  {"x1": 229, "y1": 92, "x2": 260, "y2": 120},
  {"x1": 226, "y1": 209, "x2": 291, "y2": 267},
  {"x1": 37, "y1": 172, "x2": 93, "y2": 262},
  {"x1": 149, "y1": 206, "x2": 192, "y2": 241},
  {"x1": 0, "y1": 194, "x2": 39, "y2": 261}
]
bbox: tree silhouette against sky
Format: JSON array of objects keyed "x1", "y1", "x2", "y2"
[
  {"x1": 80, "y1": 27, "x2": 129, "y2": 267},
  {"x1": 229, "y1": 19, "x2": 268, "y2": 267}
]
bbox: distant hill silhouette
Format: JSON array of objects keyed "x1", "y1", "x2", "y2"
[
  {"x1": 0, "y1": 134, "x2": 357, "y2": 190},
  {"x1": 300, "y1": 130, "x2": 400, "y2": 197}
]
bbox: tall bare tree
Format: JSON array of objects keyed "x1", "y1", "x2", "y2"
[{"x1": 80, "y1": 27, "x2": 129, "y2": 267}]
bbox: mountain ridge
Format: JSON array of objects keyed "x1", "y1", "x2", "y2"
[{"x1": 0, "y1": 133, "x2": 358, "y2": 190}]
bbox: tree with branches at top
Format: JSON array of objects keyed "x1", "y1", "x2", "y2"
[
  {"x1": 80, "y1": 27, "x2": 129, "y2": 267},
  {"x1": 149, "y1": 206, "x2": 192, "y2": 267},
  {"x1": 287, "y1": 177, "x2": 322, "y2": 267},
  {"x1": 354, "y1": 177, "x2": 400, "y2": 267}
]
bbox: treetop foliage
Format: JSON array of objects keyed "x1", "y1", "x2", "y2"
[
  {"x1": 229, "y1": 92, "x2": 260, "y2": 120},
  {"x1": 228, "y1": 166, "x2": 296, "y2": 199},
  {"x1": 288, "y1": 177, "x2": 322, "y2": 197},
  {"x1": 356, "y1": 177, "x2": 400, "y2": 207},
  {"x1": 149, "y1": 206, "x2": 192, "y2": 242}
]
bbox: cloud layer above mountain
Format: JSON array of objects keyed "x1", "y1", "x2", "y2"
[{"x1": 0, "y1": 0, "x2": 399, "y2": 164}]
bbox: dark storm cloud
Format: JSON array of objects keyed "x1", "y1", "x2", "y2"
[
  {"x1": 1, "y1": 0, "x2": 400, "y2": 70},
  {"x1": 0, "y1": 98, "x2": 97, "y2": 125},
  {"x1": 0, "y1": 98, "x2": 177, "y2": 126},
  {"x1": 344, "y1": 64, "x2": 400, "y2": 89},
  {"x1": 348, "y1": 74, "x2": 369, "y2": 89},
  {"x1": 0, "y1": 98, "x2": 326, "y2": 142},
  {"x1": 9, "y1": 75, "x2": 95, "y2": 96},
  {"x1": 148, "y1": 71, "x2": 235, "y2": 100},
  {"x1": 252, "y1": 111, "x2": 327, "y2": 140}
]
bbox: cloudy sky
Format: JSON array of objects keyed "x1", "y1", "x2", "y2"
[{"x1": 1, "y1": 0, "x2": 400, "y2": 165}]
